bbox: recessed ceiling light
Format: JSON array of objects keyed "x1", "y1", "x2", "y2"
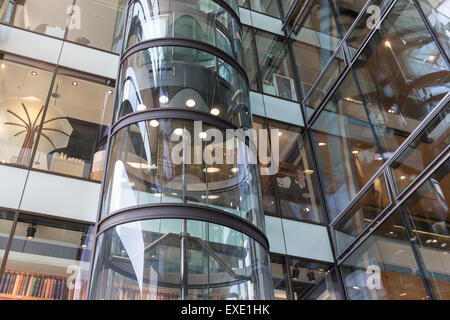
[
  {"x1": 428, "y1": 55, "x2": 436, "y2": 61},
  {"x1": 231, "y1": 167, "x2": 239, "y2": 173},
  {"x1": 199, "y1": 132, "x2": 207, "y2": 139},
  {"x1": 72, "y1": 81, "x2": 78, "y2": 86},
  {"x1": 201, "y1": 194, "x2": 220, "y2": 199},
  {"x1": 31, "y1": 71, "x2": 37, "y2": 76},
  {"x1": 210, "y1": 108, "x2": 220, "y2": 116},
  {"x1": 304, "y1": 169, "x2": 314, "y2": 174},
  {"x1": 400, "y1": 292, "x2": 407, "y2": 297},
  {"x1": 352, "y1": 286, "x2": 360, "y2": 290},
  {"x1": 432, "y1": 239, "x2": 438, "y2": 243},
  {"x1": 400, "y1": 175, "x2": 406, "y2": 180},
  {"x1": 352, "y1": 150, "x2": 359, "y2": 154},
  {"x1": 318, "y1": 142, "x2": 327, "y2": 146},
  {"x1": 0, "y1": 64, "x2": 5, "y2": 69},
  {"x1": 203, "y1": 167, "x2": 220, "y2": 173},
  {"x1": 150, "y1": 120, "x2": 159, "y2": 127},
  {"x1": 186, "y1": 99, "x2": 196, "y2": 107},
  {"x1": 137, "y1": 104, "x2": 147, "y2": 111},
  {"x1": 174, "y1": 128, "x2": 184, "y2": 136},
  {"x1": 384, "y1": 40, "x2": 391, "y2": 48},
  {"x1": 278, "y1": 131, "x2": 282, "y2": 136},
  {"x1": 377, "y1": 157, "x2": 383, "y2": 161},
  {"x1": 159, "y1": 95, "x2": 169, "y2": 104},
  {"x1": 107, "y1": 89, "x2": 113, "y2": 94},
  {"x1": 441, "y1": 243, "x2": 447, "y2": 248},
  {"x1": 426, "y1": 239, "x2": 432, "y2": 244}
]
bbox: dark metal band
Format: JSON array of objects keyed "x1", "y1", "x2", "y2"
[
  {"x1": 127, "y1": 0, "x2": 242, "y2": 28},
  {"x1": 111, "y1": 107, "x2": 237, "y2": 136},
  {"x1": 97, "y1": 203, "x2": 270, "y2": 251},
  {"x1": 121, "y1": 38, "x2": 249, "y2": 85}
]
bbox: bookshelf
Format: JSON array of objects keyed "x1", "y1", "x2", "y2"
[{"x1": 0, "y1": 270, "x2": 87, "y2": 300}]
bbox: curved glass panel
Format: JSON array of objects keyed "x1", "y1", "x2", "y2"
[
  {"x1": 89, "y1": 219, "x2": 272, "y2": 300},
  {"x1": 115, "y1": 46, "x2": 251, "y2": 128},
  {"x1": 101, "y1": 119, "x2": 264, "y2": 230},
  {"x1": 125, "y1": 0, "x2": 243, "y2": 65}
]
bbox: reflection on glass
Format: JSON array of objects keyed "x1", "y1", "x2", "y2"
[
  {"x1": 303, "y1": 268, "x2": 343, "y2": 300},
  {"x1": 65, "y1": 0, "x2": 126, "y2": 53},
  {"x1": 291, "y1": 0, "x2": 342, "y2": 97},
  {"x1": 346, "y1": 0, "x2": 390, "y2": 58},
  {"x1": 334, "y1": 174, "x2": 390, "y2": 254},
  {"x1": 391, "y1": 102, "x2": 449, "y2": 194},
  {"x1": 417, "y1": 0, "x2": 450, "y2": 54},
  {"x1": 0, "y1": 59, "x2": 54, "y2": 167},
  {"x1": 288, "y1": 257, "x2": 332, "y2": 300},
  {"x1": 341, "y1": 211, "x2": 429, "y2": 300},
  {"x1": 310, "y1": 72, "x2": 382, "y2": 220},
  {"x1": 271, "y1": 120, "x2": 325, "y2": 224},
  {"x1": 242, "y1": 26, "x2": 260, "y2": 91},
  {"x1": 253, "y1": 117, "x2": 277, "y2": 216},
  {"x1": 332, "y1": 0, "x2": 372, "y2": 37},
  {"x1": 102, "y1": 119, "x2": 264, "y2": 230},
  {"x1": 32, "y1": 72, "x2": 114, "y2": 181},
  {"x1": 254, "y1": 30, "x2": 297, "y2": 101},
  {"x1": 0, "y1": 0, "x2": 126, "y2": 53},
  {"x1": 401, "y1": 159, "x2": 450, "y2": 300},
  {"x1": 250, "y1": 0, "x2": 281, "y2": 18},
  {"x1": 354, "y1": 0, "x2": 450, "y2": 155},
  {"x1": 126, "y1": 0, "x2": 244, "y2": 66},
  {"x1": 0, "y1": 0, "x2": 72, "y2": 39},
  {"x1": 0, "y1": 214, "x2": 94, "y2": 300},
  {"x1": 0, "y1": 211, "x2": 15, "y2": 270},
  {"x1": 90, "y1": 219, "x2": 272, "y2": 300},
  {"x1": 270, "y1": 254, "x2": 290, "y2": 300},
  {"x1": 116, "y1": 46, "x2": 251, "y2": 128},
  {"x1": 304, "y1": 47, "x2": 346, "y2": 119}
]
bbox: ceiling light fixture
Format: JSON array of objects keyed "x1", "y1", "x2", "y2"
[
  {"x1": 31, "y1": 71, "x2": 37, "y2": 76},
  {"x1": 72, "y1": 81, "x2": 78, "y2": 86},
  {"x1": 318, "y1": 142, "x2": 327, "y2": 146},
  {"x1": 304, "y1": 169, "x2": 314, "y2": 174},
  {"x1": 174, "y1": 128, "x2": 184, "y2": 136},
  {"x1": 1, "y1": 63, "x2": 5, "y2": 69},
  {"x1": 210, "y1": 108, "x2": 220, "y2": 116},
  {"x1": 26, "y1": 224, "x2": 37, "y2": 240},
  {"x1": 107, "y1": 89, "x2": 113, "y2": 94},
  {"x1": 231, "y1": 167, "x2": 239, "y2": 173},
  {"x1": 150, "y1": 119, "x2": 159, "y2": 127},
  {"x1": 352, "y1": 150, "x2": 359, "y2": 154},
  {"x1": 137, "y1": 104, "x2": 147, "y2": 111},
  {"x1": 203, "y1": 167, "x2": 220, "y2": 173},
  {"x1": 186, "y1": 99, "x2": 196, "y2": 108},
  {"x1": 199, "y1": 132, "x2": 207, "y2": 139},
  {"x1": 159, "y1": 95, "x2": 169, "y2": 104},
  {"x1": 384, "y1": 40, "x2": 391, "y2": 48}
]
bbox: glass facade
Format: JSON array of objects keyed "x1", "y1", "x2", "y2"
[{"x1": 0, "y1": 0, "x2": 448, "y2": 301}]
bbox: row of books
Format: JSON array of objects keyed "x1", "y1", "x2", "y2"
[
  {"x1": 0, "y1": 270, "x2": 85, "y2": 300},
  {"x1": 111, "y1": 286, "x2": 180, "y2": 300}
]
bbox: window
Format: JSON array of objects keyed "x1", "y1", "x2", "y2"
[
  {"x1": 270, "y1": 120, "x2": 325, "y2": 224},
  {"x1": 390, "y1": 102, "x2": 449, "y2": 194},
  {"x1": 287, "y1": 257, "x2": 334, "y2": 300},
  {"x1": 333, "y1": 174, "x2": 391, "y2": 254},
  {"x1": 0, "y1": 57, "x2": 54, "y2": 167},
  {"x1": 242, "y1": 26, "x2": 261, "y2": 91},
  {"x1": 32, "y1": 70, "x2": 114, "y2": 181},
  {"x1": 254, "y1": 30, "x2": 297, "y2": 101},
  {"x1": 353, "y1": 0, "x2": 450, "y2": 155},
  {"x1": 270, "y1": 254, "x2": 291, "y2": 300},
  {"x1": 0, "y1": 211, "x2": 15, "y2": 268},
  {"x1": 310, "y1": 72, "x2": 382, "y2": 220},
  {"x1": 250, "y1": 0, "x2": 282, "y2": 18},
  {"x1": 417, "y1": 0, "x2": 450, "y2": 54},
  {"x1": 290, "y1": 0, "x2": 342, "y2": 98},
  {"x1": 401, "y1": 158, "x2": 450, "y2": 300},
  {"x1": 0, "y1": 0, "x2": 126, "y2": 53},
  {"x1": 341, "y1": 211, "x2": 429, "y2": 300},
  {"x1": 0, "y1": 214, "x2": 94, "y2": 300}
]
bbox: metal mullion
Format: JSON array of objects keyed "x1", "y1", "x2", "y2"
[
  {"x1": 249, "y1": 26, "x2": 264, "y2": 92},
  {"x1": 282, "y1": 255, "x2": 294, "y2": 300},
  {"x1": 397, "y1": 206, "x2": 437, "y2": 300},
  {"x1": 286, "y1": 37, "x2": 305, "y2": 106},
  {"x1": 0, "y1": 211, "x2": 19, "y2": 280},
  {"x1": 320, "y1": 92, "x2": 450, "y2": 225},
  {"x1": 337, "y1": 151, "x2": 450, "y2": 265},
  {"x1": 301, "y1": 40, "x2": 348, "y2": 105}
]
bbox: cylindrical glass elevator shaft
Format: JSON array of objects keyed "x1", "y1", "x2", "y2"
[{"x1": 88, "y1": 0, "x2": 272, "y2": 300}]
